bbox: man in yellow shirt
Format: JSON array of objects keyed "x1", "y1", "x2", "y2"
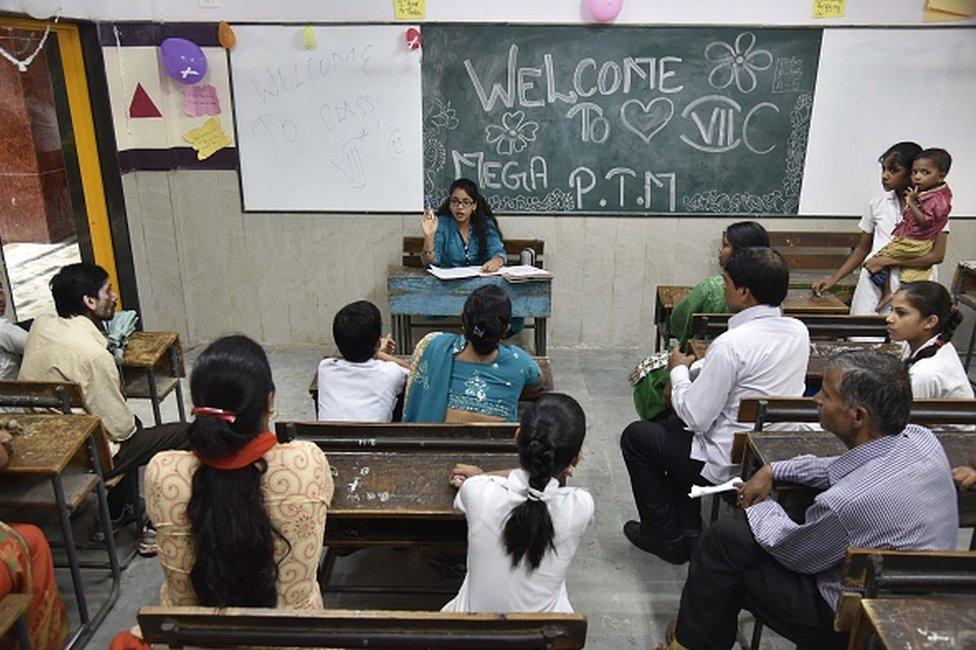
[{"x1": 19, "y1": 264, "x2": 189, "y2": 553}]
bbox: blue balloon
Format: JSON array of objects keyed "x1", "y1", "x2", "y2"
[{"x1": 160, "y1": 37, "x2": 207, "y2": 85}]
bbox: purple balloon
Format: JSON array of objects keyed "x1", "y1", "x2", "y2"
[
  {"x1": 160, "y1": 37, "x2": 207, "y2": 85},
  {"x1": 585, "y1": 0, "x2": 622, "y2": 22}
]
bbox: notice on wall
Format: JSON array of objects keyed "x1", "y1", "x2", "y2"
[
  {"x1": 184, "y1": 117, "x2": 232, "y2": 160},
  {"x1": 811, "y1": 0, "x2": 845, "y2": 19},
  {"x1": 394, "y1": 0, "x2": 425, "y2": 20},
  {"x1": 183, "y1": 84, "x2": 222, "y2": 117}
]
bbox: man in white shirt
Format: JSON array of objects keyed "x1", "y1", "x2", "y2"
[
  {"x1": 19, "y1": 264, "x2": 189, "y2": 540},
  {"x1": 0, "y1": 284, "x2": 27, "y2": 379},
  {"x1": 621, "y1": 248, "x2": 809, "y2": 564},
  {"x1": 317, "y1": 300, "x2": 409, "y2": 422}
]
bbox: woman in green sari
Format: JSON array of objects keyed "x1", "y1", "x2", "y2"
[{"x1": 632, "y1": 222, "x2": 770, "y2": 421}]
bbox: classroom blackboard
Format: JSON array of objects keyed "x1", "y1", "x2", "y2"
[{"x1": 422, "y1": 25, "x2": 823, "y2": 215}]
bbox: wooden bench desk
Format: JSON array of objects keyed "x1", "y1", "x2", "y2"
[
  {"x1": 277, "y1": 420, "x2": 518, "y2": 452},
  {"x1": 689, "y1": 340, "x2": 901, "y2": 381},
  {"x1": 388, "y1": 265, "x2": 552, "y2": 355},
  {"x1": 691, "y1": 312, "x2": 888, "y2": 341},
  {"x1": 0, "y1": 414, "x2": 121, "y2": 649},
  {"x1": 122, "y1": 331, "x2": 187, "y2": 425},
  {"x1": 852, "y1": 597, "x2": 976, "y2": 650},
  {"x1": 138, "y1": 605, "x2": 588, "y2": 649},
  {"x1": 308, "y1": 355, "x2": 554, "y2": 419}
]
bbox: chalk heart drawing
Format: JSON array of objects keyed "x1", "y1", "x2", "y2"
[{"x1": 620, "y1": 98, "x2": 674, "y2": 144}]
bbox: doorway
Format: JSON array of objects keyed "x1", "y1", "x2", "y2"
[{"x1": 0, "y1": 17, "x2": 120, "y2": 321}]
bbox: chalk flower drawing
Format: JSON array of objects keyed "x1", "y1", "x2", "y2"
[
  {"x1": 705, "y1": 32, "x2": 773, "y2": 94},
  {"x1": 484, "y1": 111, "x2": 539, "y2": 156},
  {"x1": 427, "y1": 99, "x2": 459, "y2": 130}
]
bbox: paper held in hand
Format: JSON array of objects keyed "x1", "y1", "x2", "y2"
[
  {"x1": 688, "y1": 478, "x2": 744, "y2": 499},
  {"x1": 427, "y1": 265, "x2": 552, "y2": 282}
]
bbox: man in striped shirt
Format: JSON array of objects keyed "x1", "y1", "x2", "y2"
[{"x1": 665, "y1": 350, "x2": 958, "y2": 649}]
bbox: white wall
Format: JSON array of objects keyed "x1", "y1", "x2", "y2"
[{"x1": 8, "y1": 0, "x2": 976, "y2": 25}]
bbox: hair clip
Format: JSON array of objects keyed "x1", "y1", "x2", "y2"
[{"x1": 191, "y1": 406, "x2": 237, "y2": 423}]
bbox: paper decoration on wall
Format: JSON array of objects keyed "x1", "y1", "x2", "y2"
[
  {"x1": 160, "y1": 37, "x2": 208, "y2": 84},
  {"x1": 924, "y1": 0, "x2": 975, "y2": 20},
  {"x1": 302, "y1": 26, "x2": 317, "y2": 50},
  {"x1": 585, "y1": 0, "x2": 623, "y2": 22},
  {"x1": 183, "y1": 85, "x2": 221, "y2": 117},
  {"x1": 218, "y1": 21, "x2": 236, "y2": 49},
  {"x1": 129, "y1": 83, "x2": 162, "y2": 118},
  {"x1": 405, "y1": 27, "x2": 422, "y2": 50},
  {"x1": 184, "y1": 117, "x2": 232, "y2": 160},
  {"x1": 811, "y1": 0, "x2": 845, "y2": 18},
  {"x1": 394, "y1": 0, "x2": 425, "y2": 20}
]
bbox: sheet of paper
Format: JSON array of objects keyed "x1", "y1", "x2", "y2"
[
  {"x1": 183, "y1": 84, "x2": 221, "y2": 117},
  {"x1": 689, "y1": 478, "x2": 743, "y2": 499},
  {"x1": 427, "y1": 265, "x2": 487, "y2": 280},
  {"x1": 184, "y1": 117, "x2": 232, "y2": 161},
  {"x1": 929, "y1": 0, "x2": 976, "y2": 15},
  {"x1": 812, "y1": 0, "x2": 845, "y2": 18},
  {"x1": 393, "y1": 0, "x2": 425, "y2": 20}
]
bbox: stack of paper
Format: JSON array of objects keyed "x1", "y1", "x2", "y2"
[{"x1": 426, "y1": 265, "x2": 553, "y2": 283}]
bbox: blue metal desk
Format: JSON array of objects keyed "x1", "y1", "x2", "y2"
[{"x1": 387, "y1": 265, "x2": 551, "y2": 354}]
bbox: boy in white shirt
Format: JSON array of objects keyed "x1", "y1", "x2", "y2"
[{"x1": 317, "y1": 301, "x2": 410, "y2": 422}]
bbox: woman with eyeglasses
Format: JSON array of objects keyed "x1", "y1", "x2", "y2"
[{"x1": 420, "y1": 178, "x2": 507, "y2": 272}]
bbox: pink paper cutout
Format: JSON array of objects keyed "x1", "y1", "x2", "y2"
[
  {"x1": 129, "y1": 83, "x2": 162, "y2": 118},
  {"x1": 182, "y1": 84, "x2": 221, "y2": 117}
]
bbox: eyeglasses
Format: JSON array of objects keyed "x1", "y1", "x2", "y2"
[{"x1": 449, "y1": 198, "x2": 475, "y2": 207}]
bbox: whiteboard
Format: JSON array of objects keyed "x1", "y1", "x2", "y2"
[
  {"x1": 230, "y1": 25, "x2": 423, "y2": 211},
  {"x1": 800, "y1": 29, "x2": 976, "y2": 216}
]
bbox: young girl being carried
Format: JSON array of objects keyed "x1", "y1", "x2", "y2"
[
  {"x1": 867, "y1": 148, "x2": 953, "y2": 311},
  {"x1": 443, "y1": 393, "x2": 593, "y2": 613}
]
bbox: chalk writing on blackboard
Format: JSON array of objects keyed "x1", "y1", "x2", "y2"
[{"x1": 423, "y1": 25, "x2": 821, "y2": 214}]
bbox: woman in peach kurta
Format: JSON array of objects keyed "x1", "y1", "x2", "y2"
[{"x1": 145, "y1": 335, "x2": 334, "y2": 609}]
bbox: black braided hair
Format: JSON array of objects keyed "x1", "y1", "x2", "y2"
[
  {"x1": 898, "y1": 281, "x2": 962, "y2": 369},
  {"x1": 462, "y1": 285, "x2": 511, "y2": 355},
  {"x1": 502, "y1": 394, "x2": 586, "y2": 570}
]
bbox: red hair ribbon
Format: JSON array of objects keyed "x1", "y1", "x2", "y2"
[
  {"x1": 196, "y1": 431, "x2": 277, "y2": 470},
  {"x1": 191, "y1": 406, "x2": 236, "y2": 423}
]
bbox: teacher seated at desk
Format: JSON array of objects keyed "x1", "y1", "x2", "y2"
[
  {"x1": 404, "y1": 286, "x2": 541, "y2": 423},
  {"x1": 420, "y1": 177, "x2": 507, "y2": 272}
]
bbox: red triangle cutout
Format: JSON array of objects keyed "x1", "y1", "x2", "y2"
[{"x1": 129, "y1": 83, "x2": 162, "y2": 118}]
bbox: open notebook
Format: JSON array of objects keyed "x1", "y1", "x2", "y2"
[{"x1": 427, "y1": 265, "x2": 552, "y2": 282}]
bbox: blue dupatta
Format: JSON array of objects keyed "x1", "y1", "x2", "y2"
[{"x1": 403, "y1": 332, "x2": 466, "y2": 423}]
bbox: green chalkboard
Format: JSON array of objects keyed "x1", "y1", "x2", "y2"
[{"x1": 422, "y1": 25, "x2": 822, "y2": 215}]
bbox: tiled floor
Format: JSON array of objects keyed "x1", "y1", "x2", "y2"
[
  {"x1": 3, "y1": 239, "x2": 81, "y2": 320},
  {"x1": 39, "y1": 343, "x2": 976, "y2": 648}
]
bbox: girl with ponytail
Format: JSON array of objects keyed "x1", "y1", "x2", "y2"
[
  {"x1": 886, "y1": 281, "x2": 973, "y2": 399},
  {"x1": 442, "y1": 394, "x2": 593, "y2": 613},
  {"x1": 145, "y1": 335, "x2": 334, "y2": 608},
  {"x1": 404, "y1": 285, "x2": 542, "y2": 422}
]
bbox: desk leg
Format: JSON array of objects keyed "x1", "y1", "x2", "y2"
[
  {"x1": 52, "y1": 474, "x2": 89, "y2": 626},
  {"x1": 403, "y1": 315, "x2": 414, "y2": 355},
  {"x1": 14, "y1": 617, "x2": 29, "y2": 650},
  {"x1": 146, "y1": 369, "x2": 162, "y2": 426},
  {"x1": 964, "y1": 318, "x2": 976, "y2": 374},
  {"x1": 169, "y1": 347, "x2": 187, "y2": 422},
  {"x1": 535, "y1": 317, "x2": 548, "y2": 356}
]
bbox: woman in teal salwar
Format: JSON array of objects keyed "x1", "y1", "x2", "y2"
[
  {"x1": 405, "y1": 286, "x2": 541, "y2": 423},
  {"x1": 631, "y1": 221, "x2": 770, "y2": 421}
]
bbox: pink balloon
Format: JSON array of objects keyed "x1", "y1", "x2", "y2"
[
  {"x1": 585, "y1": 0, "x2": 622, "y2": 22},
  {"x1": 160, "y1": 38, "x2": 208, "y2": 85}
]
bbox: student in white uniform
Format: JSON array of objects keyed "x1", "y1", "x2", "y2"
[
  {"x1": 812, "y1": 142, "x2": 949, "y2": 314},
  {"x1": 886, "y1": 281, "x2": 973, "y2": 400},
  {"x1": 317, "y1": 300, "x2": 409, "y2": 422},
  {"x1": 443, "y1": 393, "x2": 593, "y2": 613}
]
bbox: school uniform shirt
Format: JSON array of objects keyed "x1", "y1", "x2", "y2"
[
  {"x1": 902, "y1": 338, "x2": 975, "y2": 400},
  {"x1": 0, "y1": 319, "x2": 27, "y2": 380},
  {"x1": 669, "y1": 304, "x2": 810, "y2": 484},
  {"x1": 18, "y1": 314, "x2": 136, "y2": 452},
  {"x1": 316, "y1": 358, "x2": 408, "y2": 422},
  {"x1": 746, "y1": 424, "x2": 958, "y2": 610},
  {"x1": 441, "y1": 469, "x2": 594, "y2": 613},
  {"x1": 850, "y1": 190, "x2": 950, "y2": 315}
]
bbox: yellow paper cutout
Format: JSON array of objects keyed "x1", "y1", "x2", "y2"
[
  {"x1": 394, "y1": 0, "x2": 425, "y2": 21},
  {"x1": 929, "y1": 0, "x2": 976, "y2": 15},
  {"x1": 302, "y1": 25, "x2": 317, "y2": 50},
  {"x1": 812, "y1": 0, "x2": 845, "y2": 18},
  {"x1": 184, "y1": 117, "x2": 232, "y2": 161}
]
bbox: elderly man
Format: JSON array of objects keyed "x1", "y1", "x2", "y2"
[{"x1": 662, "y1": 350, "x2": 959, "y2": 650}]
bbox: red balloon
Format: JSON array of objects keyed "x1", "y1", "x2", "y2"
[{"x1": 405, "y1": 27, "x2": 422, "y2": 50}]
